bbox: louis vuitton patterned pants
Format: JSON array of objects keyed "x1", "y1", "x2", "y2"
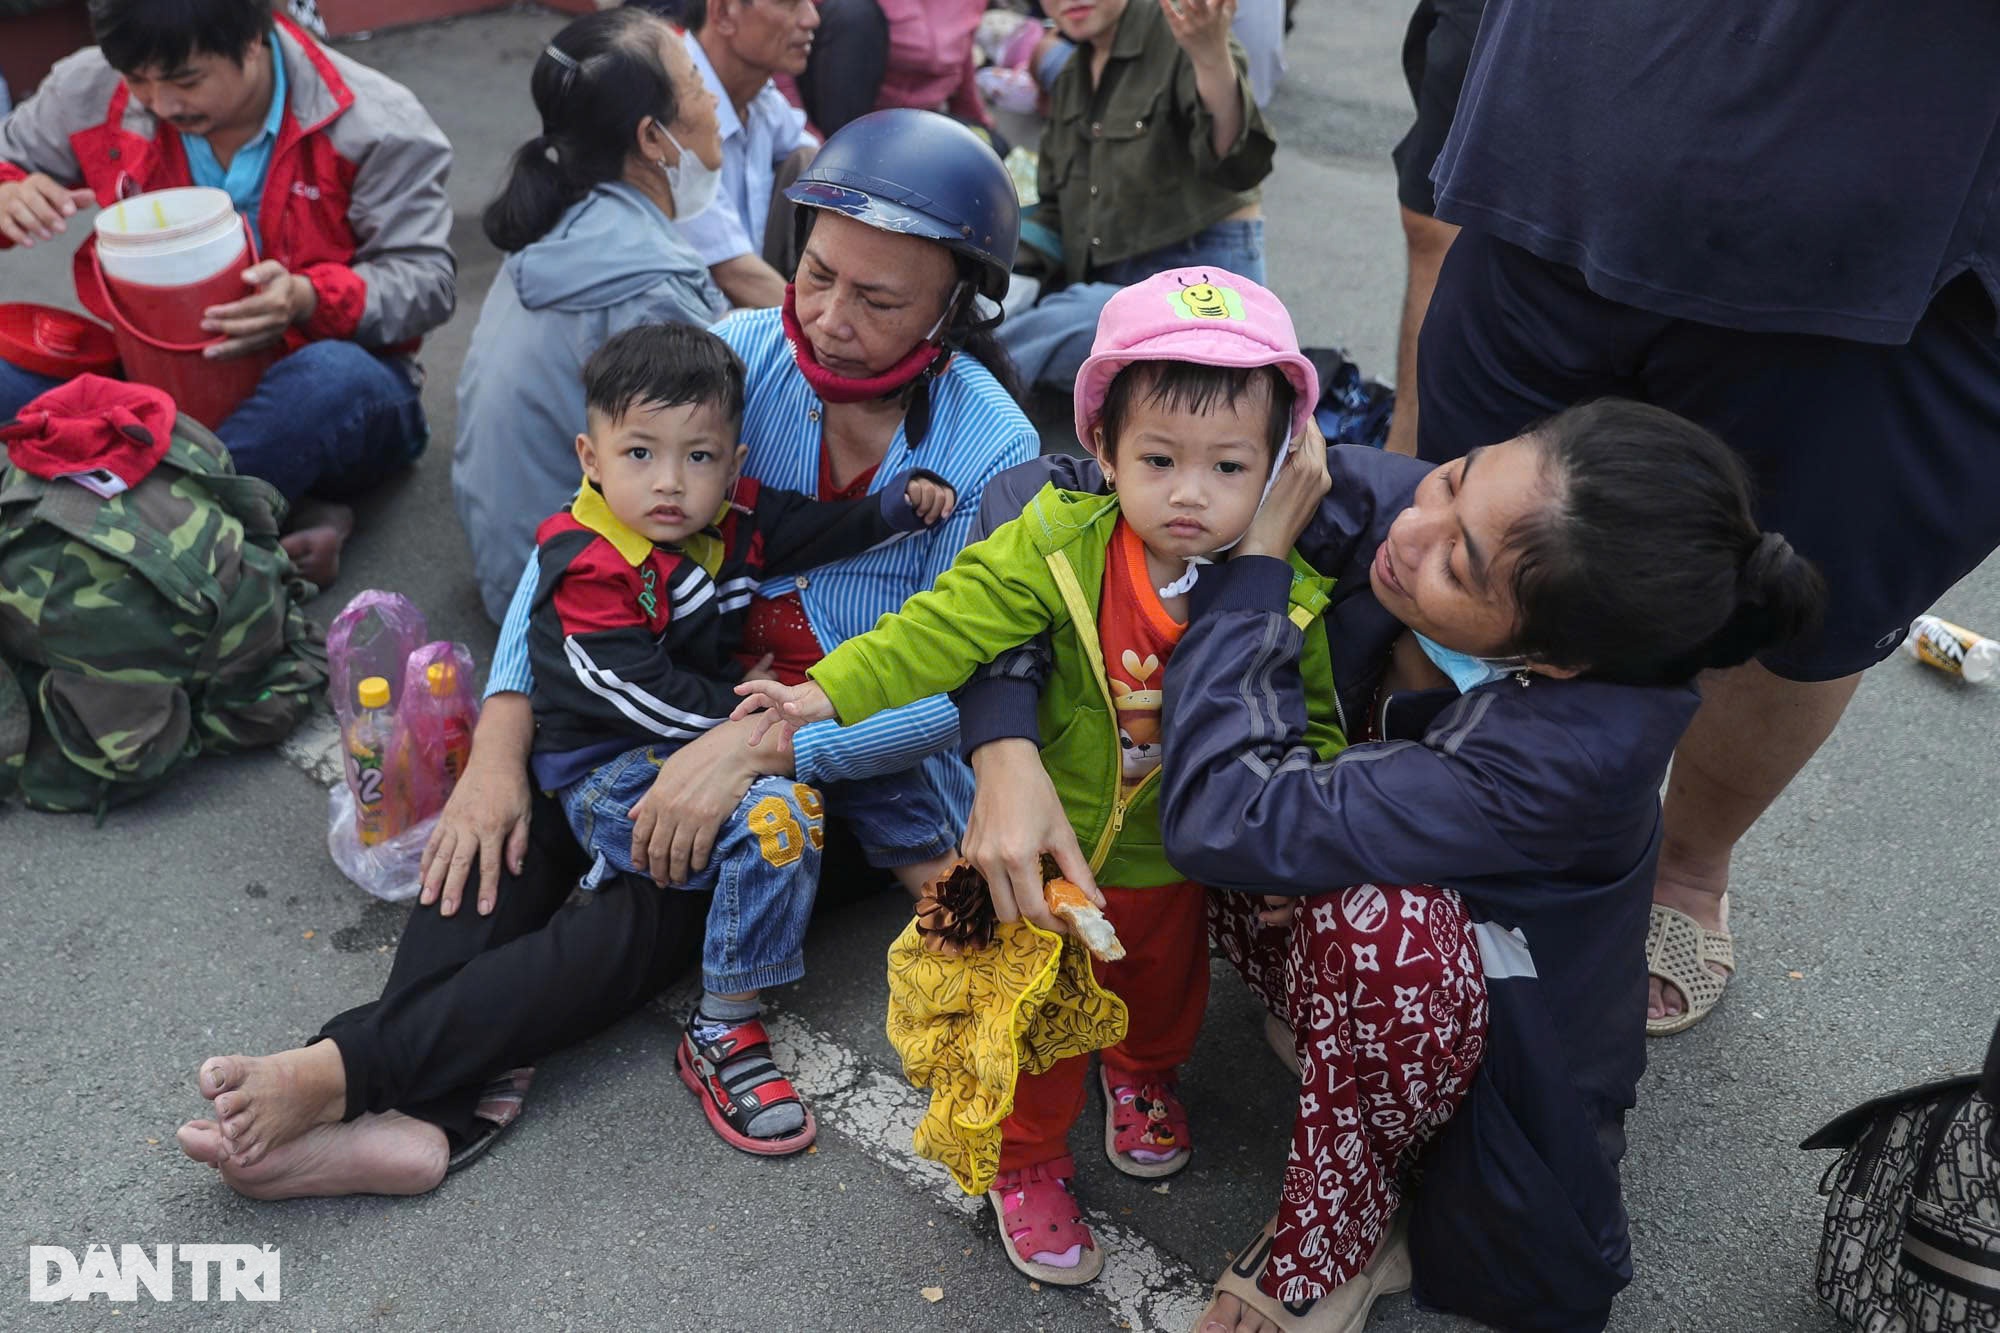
[{"x1": 1210, "y1": 883, "x2": 1489, "y2": 1304}]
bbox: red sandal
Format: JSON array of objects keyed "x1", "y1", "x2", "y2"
[
  {"x1": 1101, "y1": 1065, "x2": 1191, "y2": 1178},
  {"x1": 674, "y1": 1017, "x2": 817, "y2": 1157},
  {"x1": 986, "y1": 1155, "x2": 1103, "y2": 1285}
]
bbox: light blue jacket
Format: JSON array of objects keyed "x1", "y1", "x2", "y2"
[{"x1": 452, "y1": 183, "x2": 729, "y2": 622}]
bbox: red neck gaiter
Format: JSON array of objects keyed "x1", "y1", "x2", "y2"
[{"x1": 780, "y1": 284, "x2": 952, "y2": 404}]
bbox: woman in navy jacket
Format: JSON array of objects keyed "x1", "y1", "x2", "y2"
[{"x1": 955, "y1": 400, "x2": 1825, "y2": 1333}]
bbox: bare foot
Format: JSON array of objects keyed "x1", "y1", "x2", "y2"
[
  {"x1": 178, "y1": 1113, "x2": 447, "y2": 1200},
  {"x1": 1648, "y1": 865, "x2": 1733, "y2": 1022},
  {"x1": 1194, "y1": 1292, "x2": 1282, "y2": 1333},
  {"x1": 279, "y1": 500, "x2": 354, "y2": 586},
  {"x1": 176, "y1": 1117, "x2": 230, "y2": 1169},
  {"x1": 279, "y1": 527, "x2": 344, "y2": 586},
  {"x1": 198, "y1": 1043, "x2": 347, "y2": 1168}
]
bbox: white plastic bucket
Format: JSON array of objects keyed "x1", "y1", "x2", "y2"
[
  {"x1": 80, "y1": 185, "x2": 272, "y2": 428},
  {"x1": 93, "y1": 186, "x2": 246, "y2": 288}
]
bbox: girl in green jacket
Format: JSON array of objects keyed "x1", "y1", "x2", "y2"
[{"x1": 735, "y1": 267, "x2": 1345, "y2": 1287}]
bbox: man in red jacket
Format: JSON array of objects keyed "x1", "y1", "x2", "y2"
[{"x1": 0, "y1": 0, "x2": 455, "y2": 583}]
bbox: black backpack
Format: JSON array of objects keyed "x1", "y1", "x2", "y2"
[{"x1": 1803, "y1": 1018, "x2": 2000, "y2": 1331}]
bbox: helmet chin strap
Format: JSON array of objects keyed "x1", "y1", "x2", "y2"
[{"x1": 1157, "y1": 435, "x2": 1294, "y2": 599}]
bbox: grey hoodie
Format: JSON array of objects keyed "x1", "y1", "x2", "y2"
[{"x1": 453, "y1": 182, "x2": 729, "y2": 622}]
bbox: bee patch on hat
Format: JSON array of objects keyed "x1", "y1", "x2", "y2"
[{"x1": 1167, "y1": 279, "x2": 1246, "y2": 321}]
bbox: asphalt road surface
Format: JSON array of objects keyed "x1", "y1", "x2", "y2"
[{"x1": 5, "y1": 6, "x2": 1996, "y2": 1330}]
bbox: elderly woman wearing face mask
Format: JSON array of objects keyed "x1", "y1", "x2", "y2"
[{"x1": 452, "y1": 8, "x2": 732, "y2": 625}]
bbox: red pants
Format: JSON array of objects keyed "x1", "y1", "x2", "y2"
[
  {"x1": 1210, "y1": 884, "x2": 1488, "y2": 1304},
  {"x1": 998, "y1": 882, "x2": 1210, "y2": 1171}
]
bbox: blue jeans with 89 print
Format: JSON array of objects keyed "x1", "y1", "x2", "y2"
[{"x1": 559, "y1": 746, "x2": 957, "y2": 994}]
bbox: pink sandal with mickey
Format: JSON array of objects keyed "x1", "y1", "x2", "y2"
[
  {"x1": 1100, "y1": 1065, "x2": 1191, "y2": 1178},
  {"x1": 985, "y1": 1154, "x2": 1104, "y2": 1285}
]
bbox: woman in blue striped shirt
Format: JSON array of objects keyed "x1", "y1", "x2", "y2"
[{"x1": 176, "y1": 111, "x2": 1039, "y2": 1192}]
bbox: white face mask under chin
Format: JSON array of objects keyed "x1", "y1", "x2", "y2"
[
  {"x1": 1156, "y1": 436, "x2": 1293, "y2": 600},
  {"x1": 660, "y1": 130, "x2": 720, "y2": 221},
  {"x1": 1414, "y1": 631, "x2": 1532, "y2": 692}
]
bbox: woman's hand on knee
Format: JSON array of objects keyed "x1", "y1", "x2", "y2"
[
  {"x1": 419, "y1": 751, "x2": 532, "y2": 919},
  {"x1": 629, "y1": 719, "x2": 794, "y2": 886},
  {"x1": 963, "y1": 738, "x2": 1102, "y2": 934}
]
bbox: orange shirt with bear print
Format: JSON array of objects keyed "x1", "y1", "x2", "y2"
[{"x1": 1097, "y1": 518, "x2": 1186, "y2": 794}]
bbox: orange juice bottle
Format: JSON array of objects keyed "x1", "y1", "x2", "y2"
[{"x1": 347, "y1": 676, "x2": 397, "y2": 846}]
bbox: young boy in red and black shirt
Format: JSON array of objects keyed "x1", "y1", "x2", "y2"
[{"x1": 526, "y1": 322, "x2": 954, "y2": 1153}]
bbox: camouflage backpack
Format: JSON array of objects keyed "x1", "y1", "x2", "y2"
[{"x1": 0, "y1": 396, "x2": 327, "y2": 815}]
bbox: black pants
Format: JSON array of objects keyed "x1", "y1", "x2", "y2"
[
  {"x1": 316, "y1": 793, "x2": 894, "y2": 1148},
  {"x1": 795, "y1": 0, "x2": 887, "y2": 134},
  {"x1": 1418, "y1": 228, "x2": 2000, "y2": 682},
  {"x1": 318, "y1": 791, "x2": 710, "y2": 1146}
]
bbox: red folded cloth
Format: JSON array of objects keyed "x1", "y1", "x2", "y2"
[{"x1": 1, "y1": 373, "x2": 175, "y2": 493}]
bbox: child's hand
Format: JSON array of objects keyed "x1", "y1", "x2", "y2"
[
  {"x1": 1160, "y1": 0, "x2": 1237, "y2": 68},
  {"x1": 905, "y1": 475, "x2": 957, "y2": 526},
  {"x1": 731, "y1": 677, "x2": 836, "y2": 744}
]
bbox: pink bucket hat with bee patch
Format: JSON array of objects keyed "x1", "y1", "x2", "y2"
[{"x1": 1071, "y1": 266, "x2": 1319, "y2": 448}]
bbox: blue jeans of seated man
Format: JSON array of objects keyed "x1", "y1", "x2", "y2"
[
  {"x1": 0, "y1": 339, "x2": 428, "y2": 503},
  {"x1": 1000, "y1": 219, "x2": 1268, "y2": 392},
  {"x1": 560, "y1": 749, "x2": 953, "y2": 993}
]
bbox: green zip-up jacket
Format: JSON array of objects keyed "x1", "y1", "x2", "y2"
[{"x1": 810, "y1": 484, "x2": 1346, "y2": 888}]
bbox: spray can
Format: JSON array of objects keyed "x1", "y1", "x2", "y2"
[{"x1": 1903, "y1": 614, "x2": 2000, "y2": 685}]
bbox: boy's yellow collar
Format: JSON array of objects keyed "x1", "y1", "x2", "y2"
[
  {"x1": 568, "y1": 482, "x2": 737, "y2": 568},
  {"x1": 569, "y1": 484, "x2": 656, "y2": 567}
]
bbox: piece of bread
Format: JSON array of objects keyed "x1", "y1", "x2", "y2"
[{"x1": 1044, "y1": 876, "x2": 1125, "y2": 962}]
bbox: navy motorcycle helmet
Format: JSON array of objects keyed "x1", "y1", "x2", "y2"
[{"x1": 784, "y1": 108, "x2": 1020, "y2": 302}]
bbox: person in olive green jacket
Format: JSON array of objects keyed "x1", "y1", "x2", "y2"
[
  {"x1": 998, "y1": 0, "x2": 1277, "y2": 391},
  {"x1": 734, "y1": 268, "x2": 1342, "y2": 1289}
]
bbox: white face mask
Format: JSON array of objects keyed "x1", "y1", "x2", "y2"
[
  {"x1": 1156, "y1": 434, "x2": 1293, "y2": 600},
  {"x1": 661, "y1": 129, "x2": 719, "y2": 221}
]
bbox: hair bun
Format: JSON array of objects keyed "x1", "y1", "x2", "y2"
[
  {"x1": 1701, "y1": 529, "x2": 1825, "y2": 672},
  {"x1": 1740, "y1": 531, "x2": 1793, "y2": 599}
]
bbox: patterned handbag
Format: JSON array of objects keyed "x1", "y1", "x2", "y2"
[{"x1": 1802, "y1": 1017, "x2": 2000, "y2": 1331}]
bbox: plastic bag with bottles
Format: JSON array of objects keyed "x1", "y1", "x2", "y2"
[{"x1": 324, "y1": 591, "x2": 480, "y2": 901}]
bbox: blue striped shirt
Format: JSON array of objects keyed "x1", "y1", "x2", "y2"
[{"x1": 486, "y1": 306, "x2": 1039, "y2": 824}]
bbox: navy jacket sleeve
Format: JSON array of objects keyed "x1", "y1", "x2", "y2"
[
  {"x1": 748, "y1": 468, "x2": 948, "y2": 577},
  {"x1": 1159, "y1": 556, "x2": 1570, "y2": 896},
  {"x1": 1298, "y1": 445, "x2": 1431, "y2": 581}
]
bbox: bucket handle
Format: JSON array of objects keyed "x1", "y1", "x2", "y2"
[{"x1": 86, "y1": 212, "x2": 262, "y2": 355}]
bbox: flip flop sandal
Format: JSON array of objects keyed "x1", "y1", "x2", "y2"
[
  {"x1": 675, "y1": 1019, "x2": 818, "y2": 1157},
  {"x1": 986, "y1": 1155, "x2": 1104, "y2": 1286},
  {"x1": 1101, "y1": 1066, "x2": 1191, "y2": 1178},
  {"x1": 1200, "y1": 1215, "x2": 1411, "y2": 1333},
  {"x1": 445, "y1": 1117, "x2": 512, "y2": 1175},
  {"x1": 1264, "y1": 1010, "x2": 1302, "y2": 1079},
  {"x1": 1645, "y1": 902, "x2": 1735, "y2": 1037}
]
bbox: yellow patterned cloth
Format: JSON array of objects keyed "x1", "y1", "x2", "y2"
[{"x1": 886, "y1": 917, "x2": 1129, "y2": 1194}]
